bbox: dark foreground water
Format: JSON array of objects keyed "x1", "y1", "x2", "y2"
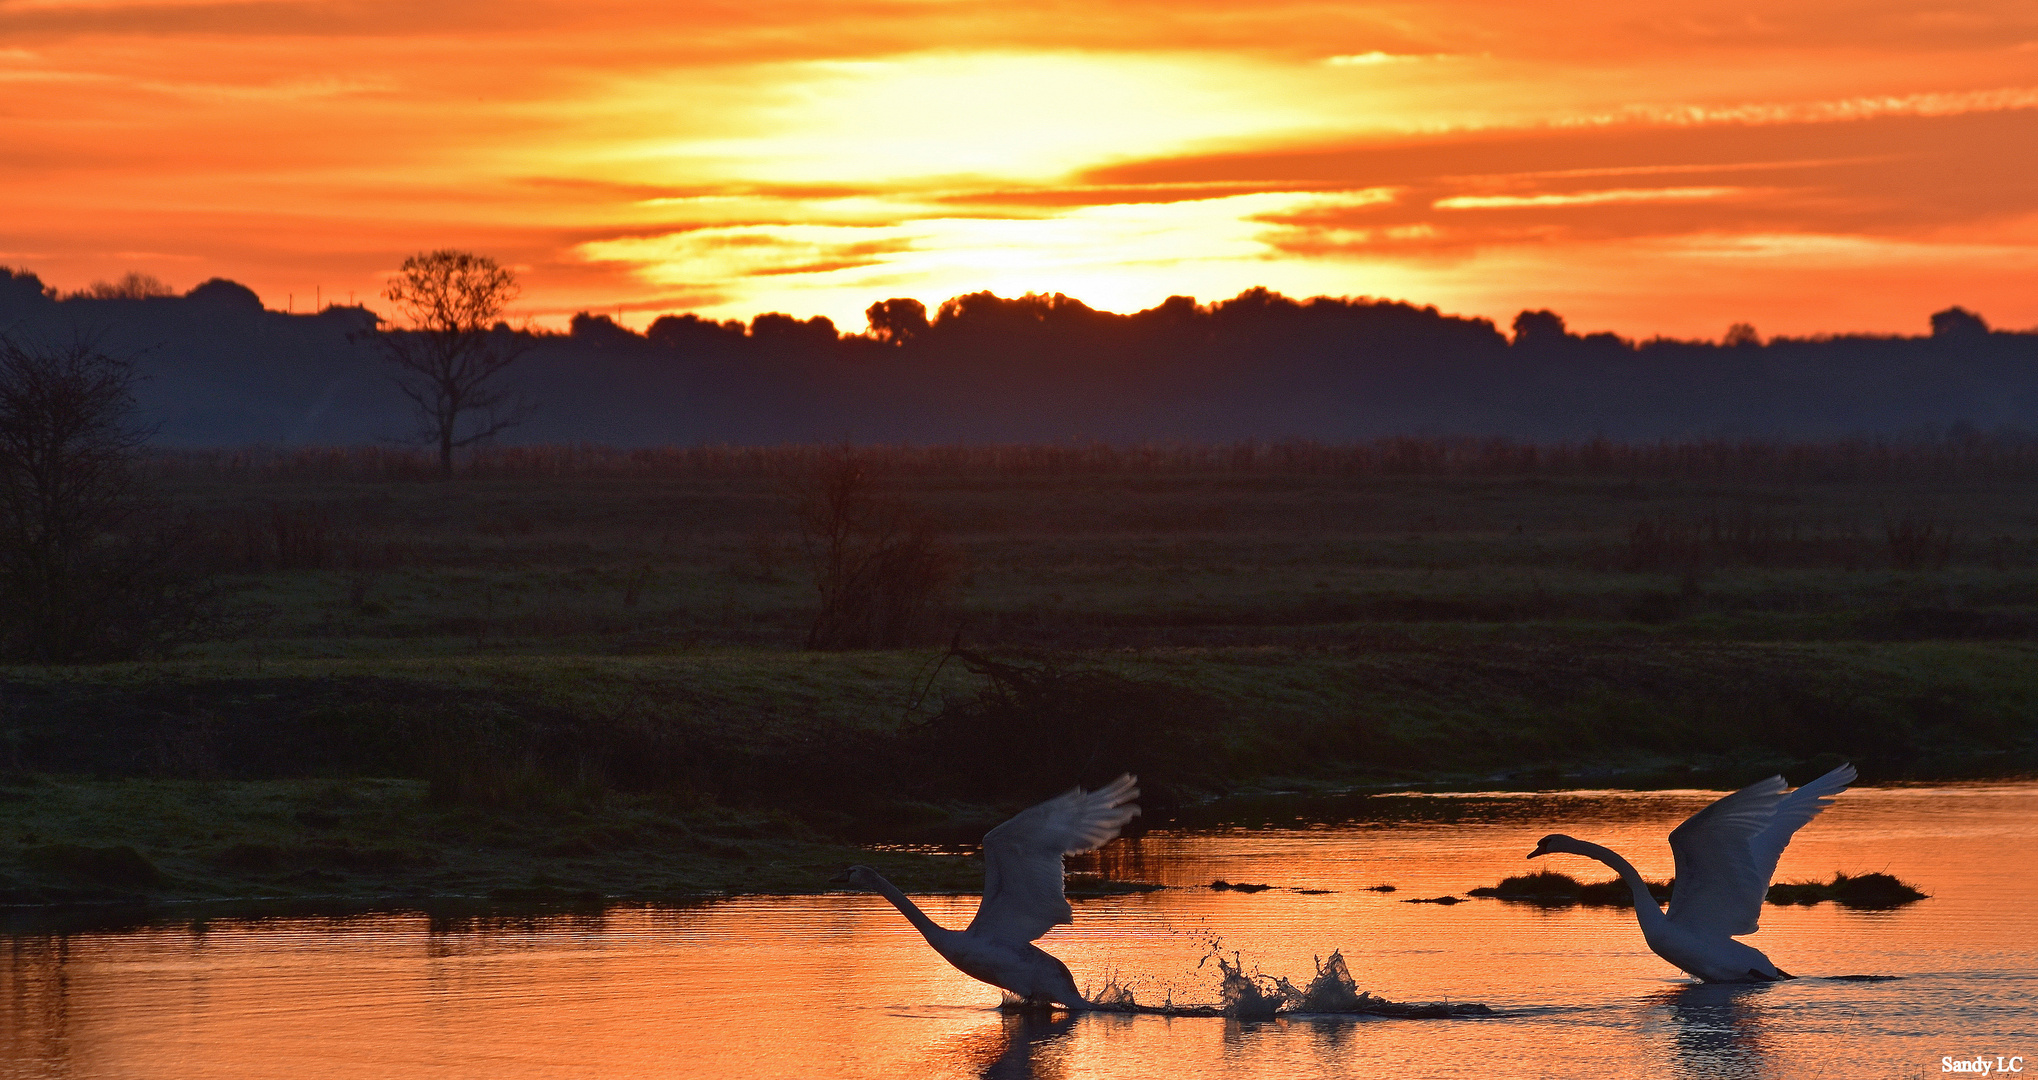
[{"x1": 6, "y1": 783, "x2": 2036, "y2": 1079}]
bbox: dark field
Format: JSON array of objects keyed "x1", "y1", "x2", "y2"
[{"x1": 4, "y1": 440, "x2": 2035, "y2": 908}]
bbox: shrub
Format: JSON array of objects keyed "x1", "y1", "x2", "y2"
[
  {"x1": 793, "y1": 447, "x2": 958, "y2": 649},
  {"x1": 22, "y1": 843, "x2": 163, "y2": 887},
  {"x1": 0, "y1": 336, "x2": 212, "y2": 660}
]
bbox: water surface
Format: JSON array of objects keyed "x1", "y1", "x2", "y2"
[{"x1": 6, "y1": 783, "x2": 2035, "y2": 1079}]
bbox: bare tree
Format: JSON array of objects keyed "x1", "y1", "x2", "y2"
[
  {"x1": 0, "y1": 335, "x2": 204, "y2": 660},
  {"x1": 376, "y1": 250, "x2": 531, "y2": 477},
  {"x1": 793, "y1": 447, "x2": 957, "y2": 649}
]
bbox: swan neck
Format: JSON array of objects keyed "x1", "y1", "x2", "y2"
[
  {"x1": 865, "y1": 873, "x2": 949, "y2": 942},
  {"x1": 1571, "y1": 840, "x2": 1667, "y2": 926}
]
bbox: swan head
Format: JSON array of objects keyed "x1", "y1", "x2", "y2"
[
  {"x1": 830, "y1": 864, "x2": 883, "y2": 889},
  {"x1": 1528, "y1": 833, "x2": 1588, "y2": 859}
]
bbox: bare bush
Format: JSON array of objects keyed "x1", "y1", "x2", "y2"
[
  {"x1": 341, "y1": 539, "x2": 397, "y2": 612},
  {"x1": 0, "y1": 336, "x2": 209, "y2": 661},
  {"x1": 744, "y1": 526, "x2": 791, "y2": 582},
  {"x1": 793, "y1": 447, "x2": 957, "y2": 649},
  {"x1": 620, "y1": 564, "x2": 654, "y2": 609},
  {"x1": 1887, "y1": 515, "x2": 1954, "y2": 571}
]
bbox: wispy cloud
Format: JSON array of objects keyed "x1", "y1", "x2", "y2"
[
  {"x1": 1323, "y1": 52, "x2": 1455, "y2": 66},
  {"x1": 576, "y1": 189, "x2": 1416, "y2": 318},
  {"x1": 1576, "y1": 86, "x2": 2038, "y2": 129},
  {"x1": 1435, "y1": 186, "x2": 1740, "y2": 209}
]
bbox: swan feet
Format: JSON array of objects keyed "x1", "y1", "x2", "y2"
[
  {"x1": 1723, "y1": 967, "x2": 1794, "y2": 982},
  {"x1": 1000, "y1": 995, "x2": 1081, "y2": 1013}
]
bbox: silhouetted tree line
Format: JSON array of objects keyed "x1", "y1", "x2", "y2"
[
  {"x1": 568, "y1": 285, "x2": 2030, "y2": 383},
  {"x1": 5, "y1": 262, "x2": 2037, "y2": 446},
  {"x1": 587, "y1": 287, "x2": 2038, "y2": 443},
  {"x1": 601, "y1": 286, "x2": 2026, "y2": 375}
]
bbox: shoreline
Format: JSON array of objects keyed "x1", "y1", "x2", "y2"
[
  {"x1": 7, "y1": 640, "x2": 2032, "y2": 924},
  {"x1": 4, "y1": 771, "x2": 2026, "y2": 933}
]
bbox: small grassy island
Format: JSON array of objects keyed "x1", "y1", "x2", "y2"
[
  {"x1": 1765, "y1": 872, "x2": 1929, "y2": 908},
  {"x1": 1465, "y1": 869, "x2": 1927, "y2": 909},
  {"x1": 1468, "y1": 870, "x2": 1672, "y2": 906}
]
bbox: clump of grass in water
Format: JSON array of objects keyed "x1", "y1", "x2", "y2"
[
  {"x1": 1468, "y1": 868, "x2": 1926, "y2": 910},
  {"x1": 1766, "y1": 872, "x2": 1927, "y2": 909},
  {"x1": 1208, "y1": 879, "x2": 1274, "y2": 892},
  {"x1": 1467, "y1": 870, "x2": 1670, "y2": 907}
]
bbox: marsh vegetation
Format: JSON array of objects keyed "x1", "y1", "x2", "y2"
[{"x1": 3, "y1": 438, "x2": 2035, "y2": 904}]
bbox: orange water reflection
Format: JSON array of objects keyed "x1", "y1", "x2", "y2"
[{"x1": 4, "y1": 783, "x2": 2034, "y2": 1079}]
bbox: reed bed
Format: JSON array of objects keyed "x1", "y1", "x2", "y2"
[{"x1": 147, "y1": 434, "x2": 2038, "y2": 485}]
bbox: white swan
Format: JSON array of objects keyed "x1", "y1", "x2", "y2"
[
  {"x1": 1528, "y1": 763, "x2": 1857, "y2": 983},
  {"x1": 832, "y1": 774, "x2": 1140, "y2": 1008}
]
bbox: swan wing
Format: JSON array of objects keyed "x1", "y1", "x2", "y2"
[
  {"x1": 968, "y1": 774, "x2": 1140, "y2": 944},
  {"x1": 1665, "y1": 775, "x2": 1789, "y2": 936},
  {"x1": 1667, "y1": 764, "x2": 1854, "y2": 936},
  {"x1": 1746, "y1": 762, "x2": 1856, "y2": 893}
]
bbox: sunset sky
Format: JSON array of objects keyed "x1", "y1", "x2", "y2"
[{"x1": 4, "y1": 0, "x2": 2036, "y2": 338}]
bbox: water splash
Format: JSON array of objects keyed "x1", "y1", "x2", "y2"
[
  {"x1": 1279, "y1": 951, "x2": 1384, "y2": 1013},
  {"x1": 1077, "y1": 944, "x2": 1493, "y2": 1019},
  {"x1": 1080, "y1": 966, "x2": 1140, "y2": 1008},
  {"x1": 1088, "y1": 978, "x2": 1139, "y2": 1008},
  {"x1": 1208, "y1": 947, "x2": 1286, "y2": 1019}
]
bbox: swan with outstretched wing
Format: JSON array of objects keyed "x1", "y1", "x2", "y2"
[
  {"x1": 833, "y1": 774, "x2": 1140, "y2": 1007},
  {"x1": 1528, "y1": 763, "x2": 1856, "y2": 982}
]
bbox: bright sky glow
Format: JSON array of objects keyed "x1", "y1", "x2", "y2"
[{"x1": 3, "y1": 0, "x2": 2035, "y2": 337}]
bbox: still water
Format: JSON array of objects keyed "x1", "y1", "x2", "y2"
[{"x1": 5, "y1": 783, "x2": 2036, "y2": 1079}]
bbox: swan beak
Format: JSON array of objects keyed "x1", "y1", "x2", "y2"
[
  {"x1": 1527, "y1": 842, "x2": 1551, "y2": 859},
  {"x1": 828, "y1": 869, "x2": 853, "y2": 885}
]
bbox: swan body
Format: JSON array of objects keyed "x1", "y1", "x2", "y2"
[
  {"x1": 1529, "y1": 763, "x2": 1856, "y2": 983},
  {"x1": 833, "y1": 774, "x2": 1140, "y2": 1008}
]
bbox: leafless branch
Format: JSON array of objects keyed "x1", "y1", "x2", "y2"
[{"x1": 371, "y1": 250, "x2": 531, "y2": 476}]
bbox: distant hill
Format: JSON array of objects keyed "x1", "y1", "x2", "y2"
[{"x1": 4, "y1": 267, "x2": 2034, "y2": 445}]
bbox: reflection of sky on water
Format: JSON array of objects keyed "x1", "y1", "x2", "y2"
[
  {"x1": 3, "y1": 783, "x2": 2034, "y2": 1079},
  {"x1": 947, "y1": 1012, "x2": 1078, "y2": 1080},
  {"x1": 1654, "y1": 982, "x2": 1776, "y2": 1080}
]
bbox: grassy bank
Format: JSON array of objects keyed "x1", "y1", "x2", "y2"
[
  {"x1": 5, "y1": 449, "x2": 2036, "y2": 912},
  {"x1": 0, "y1": 775, "x2": 980, "y2": 906},
  {"x1": 5, "y1": 640, "x2": 2033, "y2": 906}
]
